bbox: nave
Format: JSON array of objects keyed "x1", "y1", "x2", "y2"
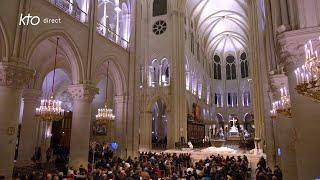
[{"x1": 1, "y1": 0, "x2": 320, "y2": 179}]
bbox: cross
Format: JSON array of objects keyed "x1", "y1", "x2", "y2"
[{"x1": 229, "y1": 118, "x2": 237, "y2": 127}]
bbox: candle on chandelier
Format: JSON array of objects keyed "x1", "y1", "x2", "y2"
[
  {"x1": 284, "y1": 88, "x2": 287, "y2": 96},
  {"x1": 294, "y1": 69, "x2": 299, "y2": 84},
  {"x1": 309, "y1": 40, "x2": 314, "y2": 55},
  {"x1": 305, "y1": 44, "x2": 308, "y2": 59}
]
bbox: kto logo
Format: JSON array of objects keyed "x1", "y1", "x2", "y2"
[{"x1": 19, "y1": 13, "x2": 40, "y2": 26}]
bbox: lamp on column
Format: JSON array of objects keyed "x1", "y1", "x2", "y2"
[
  {"x1": 294, "y1": 38, "x2": 320, "y2": 102},
  {"x1": 271, "y1": 87, "x2": 291, "y2": 117},
  {"x1": 35, "y1": 37, "x2": 65, "y2": 121},
  {"x1": 96, "y1": 61, "x2": 116, "y2": 125},
  {"x1": 270, "y1": 108, "x2": 277, "y2": 118}
]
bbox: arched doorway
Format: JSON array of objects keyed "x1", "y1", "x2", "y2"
[
  {"x1": 92, "y1": 76, "x2": 115, "y2": 144},
  {"x1": 151, "y1": 99, "x2": 168, "y2": 149},
  {"x1": 39, "y1": 69, "x2": 73, "y2": 161}
]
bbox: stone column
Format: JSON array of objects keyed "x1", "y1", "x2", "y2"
[
  {"x1": 248, "y1": 0, "x2": 268, "y2": 152},
  {"x1": 68, "y1": 84, "x2": 98, "y2": 169},
  {"x1": 279, "y1": 0, "x2": 289, "y2": 26},
  {"x1": 139, "y1": 111, "x2": 152, "y2": 150},
  {"x1": 0, "y1": 62, "x2": 34, "y2": 179},
  {"x1": 114, "y1": 95, "x2": 127, "y2": 157},
  {"x1": 268, "y1": 73, "x2": 290, "y2": 167},
  {"x1": 171, "y1": 0, "x2": 187, "y2": 146},
  {"x1": 17, "y1": 89, "x2": 41, "y2": 164},
  {"x1": 273, "y1": 114, "x2": 298, "y2": 180}
]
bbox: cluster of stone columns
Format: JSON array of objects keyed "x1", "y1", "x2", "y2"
[
  {"x1": 0, "y1": 62, "x2": 34, "y2": 179},
  {"x1": 0, "y1": 61, "x2": 102, "y2": 178}
]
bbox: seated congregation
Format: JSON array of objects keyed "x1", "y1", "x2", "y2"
[{"x1": 13, "y1": 143, "x2": 282, "y2": 180}]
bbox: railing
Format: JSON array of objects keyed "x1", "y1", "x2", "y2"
[
  {"x1": 48, "y1": 0, "x2": 88, "y2": 24},
  {"x1": 96, "y1": 22, "x2": 130, "y2": 50}
]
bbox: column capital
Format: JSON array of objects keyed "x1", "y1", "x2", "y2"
[
  {"x1": 68, "y1": 84, "x2": 98, "y2": 102},
  {"x1": 269, "y1": 73, "x2": 289, "y2": 95},
  {"x1": 22, "y1": 89, "x2": 42, "y2": 103},
  {"x1": 0, "y1": 62, "x2": 34, "y2": 89}
]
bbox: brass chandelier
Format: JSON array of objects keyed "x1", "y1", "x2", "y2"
[
  {"x1": 95, "y1": 61, "x2": 115, "y2": 125},
  {"x1": 294, "y1": 39, "x2": 320, "y2": 102},
  {"x1": 36, "y1": 37, "x2": 65, "y2": 121},
  {"x1": 270, "y1": 87, "x2": 292, "y2": 117}
]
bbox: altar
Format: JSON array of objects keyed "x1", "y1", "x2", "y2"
[{"x1": 209, "y1": 117, "x2": 253, "y2": 150}]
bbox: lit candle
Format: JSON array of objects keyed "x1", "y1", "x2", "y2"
[
  {"x1": 284, "y1": 88, "x2": 287, "y2": 96},
  {"x1": 305, "y1": 44, "x2": 308, "y2": 59},
  {"x1": 309, "y1": 40, "x2": 314, "y2": 55},
  {"x1": 295, "y1": 70, "x2": 299, "y2": 84}
]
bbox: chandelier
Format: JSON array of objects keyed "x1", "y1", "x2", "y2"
[
  {"x1": 294, "y1": 38, "x2": 320, "y2": 102},
  {"x1": 36, "y1": 37, "x2": 65, "y2": 121},
  {"x1": 96, "y1": 61, "x2": 115, "y2": 125},
  {"x1": 270, "y1": 87, "x2": 292, "y2": 117}
]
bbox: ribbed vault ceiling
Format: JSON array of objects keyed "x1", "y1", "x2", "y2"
[{"x1": 187, "y1": 0, "x2": 249, "y2": 57}]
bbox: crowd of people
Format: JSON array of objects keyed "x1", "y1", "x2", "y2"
[
  {"x1": 255, "y1": 157, "x2": 283, "y2": 180},
  {"x1": 14, "y1": 143, "x2": 282, "y2": 180}
]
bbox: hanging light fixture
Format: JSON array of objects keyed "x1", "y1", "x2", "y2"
[
  {"x1": 294, "y1": 38, "x2": 320, "y2": 102},
  {"x1": 96, "y1": 61, "x2": 116, "y2": 125},
  {"x1": 36, "y1": 37, "x2": 65, "y2": 121},
  {"x1": 270, "y1": 87, "x2": 291, "y2": 117}
]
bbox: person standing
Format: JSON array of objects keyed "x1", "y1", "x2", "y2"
[{"x1": 46, "y1": 148, "x2": 52, "y2": 163}]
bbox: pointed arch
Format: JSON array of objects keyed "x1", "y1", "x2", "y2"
[
  {"x1": 160, "y1": 58, "x2": 170, "y2": 86},
  {"x1": 147, "y1": 95, "x2": 170, "y2": 113},
  {"x1": 26, "y1": 29, "x2": 84, "y2": 84},
  {"x1": 93, "y1": 55, "x2": 127, "y2": 96}
]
